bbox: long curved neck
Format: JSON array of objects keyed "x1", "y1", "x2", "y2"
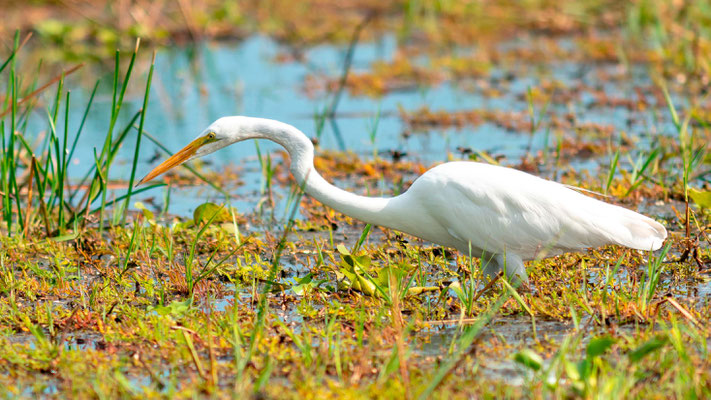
[{"x1": 236, "y1": 118, "x2": 403, "y2": 228}]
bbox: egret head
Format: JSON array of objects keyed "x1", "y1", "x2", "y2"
[{"x1": 137, "y1": 117, "x2": 244, "y2": 186}]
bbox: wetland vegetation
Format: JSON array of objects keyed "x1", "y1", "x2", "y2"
[{"x1": 0, "y1": 1, "x2": 710, "y2": 398}]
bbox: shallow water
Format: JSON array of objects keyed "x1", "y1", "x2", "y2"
[{"x1": 24, "y1": 34, "x2": 677, "y2": 218}]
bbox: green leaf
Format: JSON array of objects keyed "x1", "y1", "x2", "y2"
[
  {"x1": 172, "y1": 220, "x2": 195, "y2": 230},
  {"x1": 219, "y1": 222, "x2": 237, "y2": 234},
  {"x1": 337, "y1": 244, "x2": 357, "y2": 271},
  {"x1": 292, "y1": 273, "x2": 314, "y2": 296},
  {"x1": 337, "y1": 268, "x2": 356, "y2": 285},
  {"x1": 335, "y1": 243, "x2": 381, "y2": 297},
  {"x1": 51, "y1": 229, "x2": 81, "y2": 242},
  {"x1": 501, "y1": 278, "x2": 532, "y2": 315},
  {"x1": 354, "y1": 271, "x2": 378, "y2": 297},
  {"x1": 193, "y1": 202, "x2": 233, "y2": 225},
  {"x1": 260, "y1": 279, "x2": 291, "y2": 293},
  {"x1": 628, "y1": 336, "x2": 668, "y2": 363},
  {"x1": 564, "y1": 360, "x2": 581, "y2": 382},
  {"x1": 148, "y1": 299, "x2": 192, "y2": 318},
  {"x1": 36, "y1": 19, "x2": 69, "y2": 37},
  {"x1": 577, "y1": 359, "x2": 592, "y2": 381},
  {"x1": 51, "y1": 220, "x2": 81, "y2": 242},
  {"x1": 406, "y1": 286, "x2": 440, "y2": 296},
  {"x1": 254, "y1": 355, "x2": 273, "y2": 392},
  {"x1": 447, "y1": 281, "x2": 467, "y2": 304},
  {"x1": 134, "y1": 201, "x2": 155, "y2": 224},
  {"x1": 337, "y1": 264, "x2": 378, "y2": 297},
  {"x1": 586, "y1": 335, "x2": 616, "y2": 358},
  {"x1": 513, "y1": 349, "x2": 543, "y2": 371},
  {"x1": 336, "y1": 244, "x2": 350, "y2": 255},
  {"x1": 689, "y1": 188, "x2": 711, "y2": 209},
  {"x1": 355, "y1": 254, "x2": 372, "y2": 268}
]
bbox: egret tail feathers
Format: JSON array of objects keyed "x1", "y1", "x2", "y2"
[
  {"x1": 618, "y1": 214, "x2": 667, "y2": 251},
  {"x1": 600, "y1": 206, "x2": 667, "y2": 251}
]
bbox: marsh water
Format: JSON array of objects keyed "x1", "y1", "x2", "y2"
[
  {"x1": 13, "y1": 33, "x2": 706, "y2": 391},
  {"x1": 40, "y1": 34, "x2": 676, "y2": 216}
]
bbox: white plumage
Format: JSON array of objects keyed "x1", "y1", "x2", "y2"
[
  {"x1": 397, "y1": 162, "x2": 666, "y2": 280},
  {"x1": 139, "y1": 117, "x2": 668, "y2": 283}
]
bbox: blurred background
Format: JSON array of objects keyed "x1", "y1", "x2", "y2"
[{"x1": 1, "y1": 0, "x2": 709, "y2": 215}]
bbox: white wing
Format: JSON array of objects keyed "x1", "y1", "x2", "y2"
[{"x1": 404, "y1": 162, "x2": 666, "y2": 259}]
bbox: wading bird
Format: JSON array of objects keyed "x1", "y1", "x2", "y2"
[{"x1": 138, "y1": 117, "x2": 667, "y2": 283}]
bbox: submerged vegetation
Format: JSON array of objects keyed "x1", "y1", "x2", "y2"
[{"x1": 1, "y1": 0, "x2": 710, "y2": 398}]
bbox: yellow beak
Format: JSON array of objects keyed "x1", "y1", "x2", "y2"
[{"x1": 136, "y1": 137, "x2": 206, "y2": 186}]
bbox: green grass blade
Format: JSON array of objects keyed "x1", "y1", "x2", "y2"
[{"x1": 123, "y1": 51, "x2": 156, "y2": 224}]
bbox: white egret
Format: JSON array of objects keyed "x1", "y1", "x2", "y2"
[{"x1": 138, "y1": 117, "x2": 667, "y2": 282}]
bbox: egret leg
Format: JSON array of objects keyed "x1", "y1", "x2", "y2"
[{"x1": 481, "y1": 253, "x2": 528, "y2": 285}]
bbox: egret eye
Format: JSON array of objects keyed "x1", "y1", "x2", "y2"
[{"x1": 206, "y1": 132, "x2": 216, "y2": 140}]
